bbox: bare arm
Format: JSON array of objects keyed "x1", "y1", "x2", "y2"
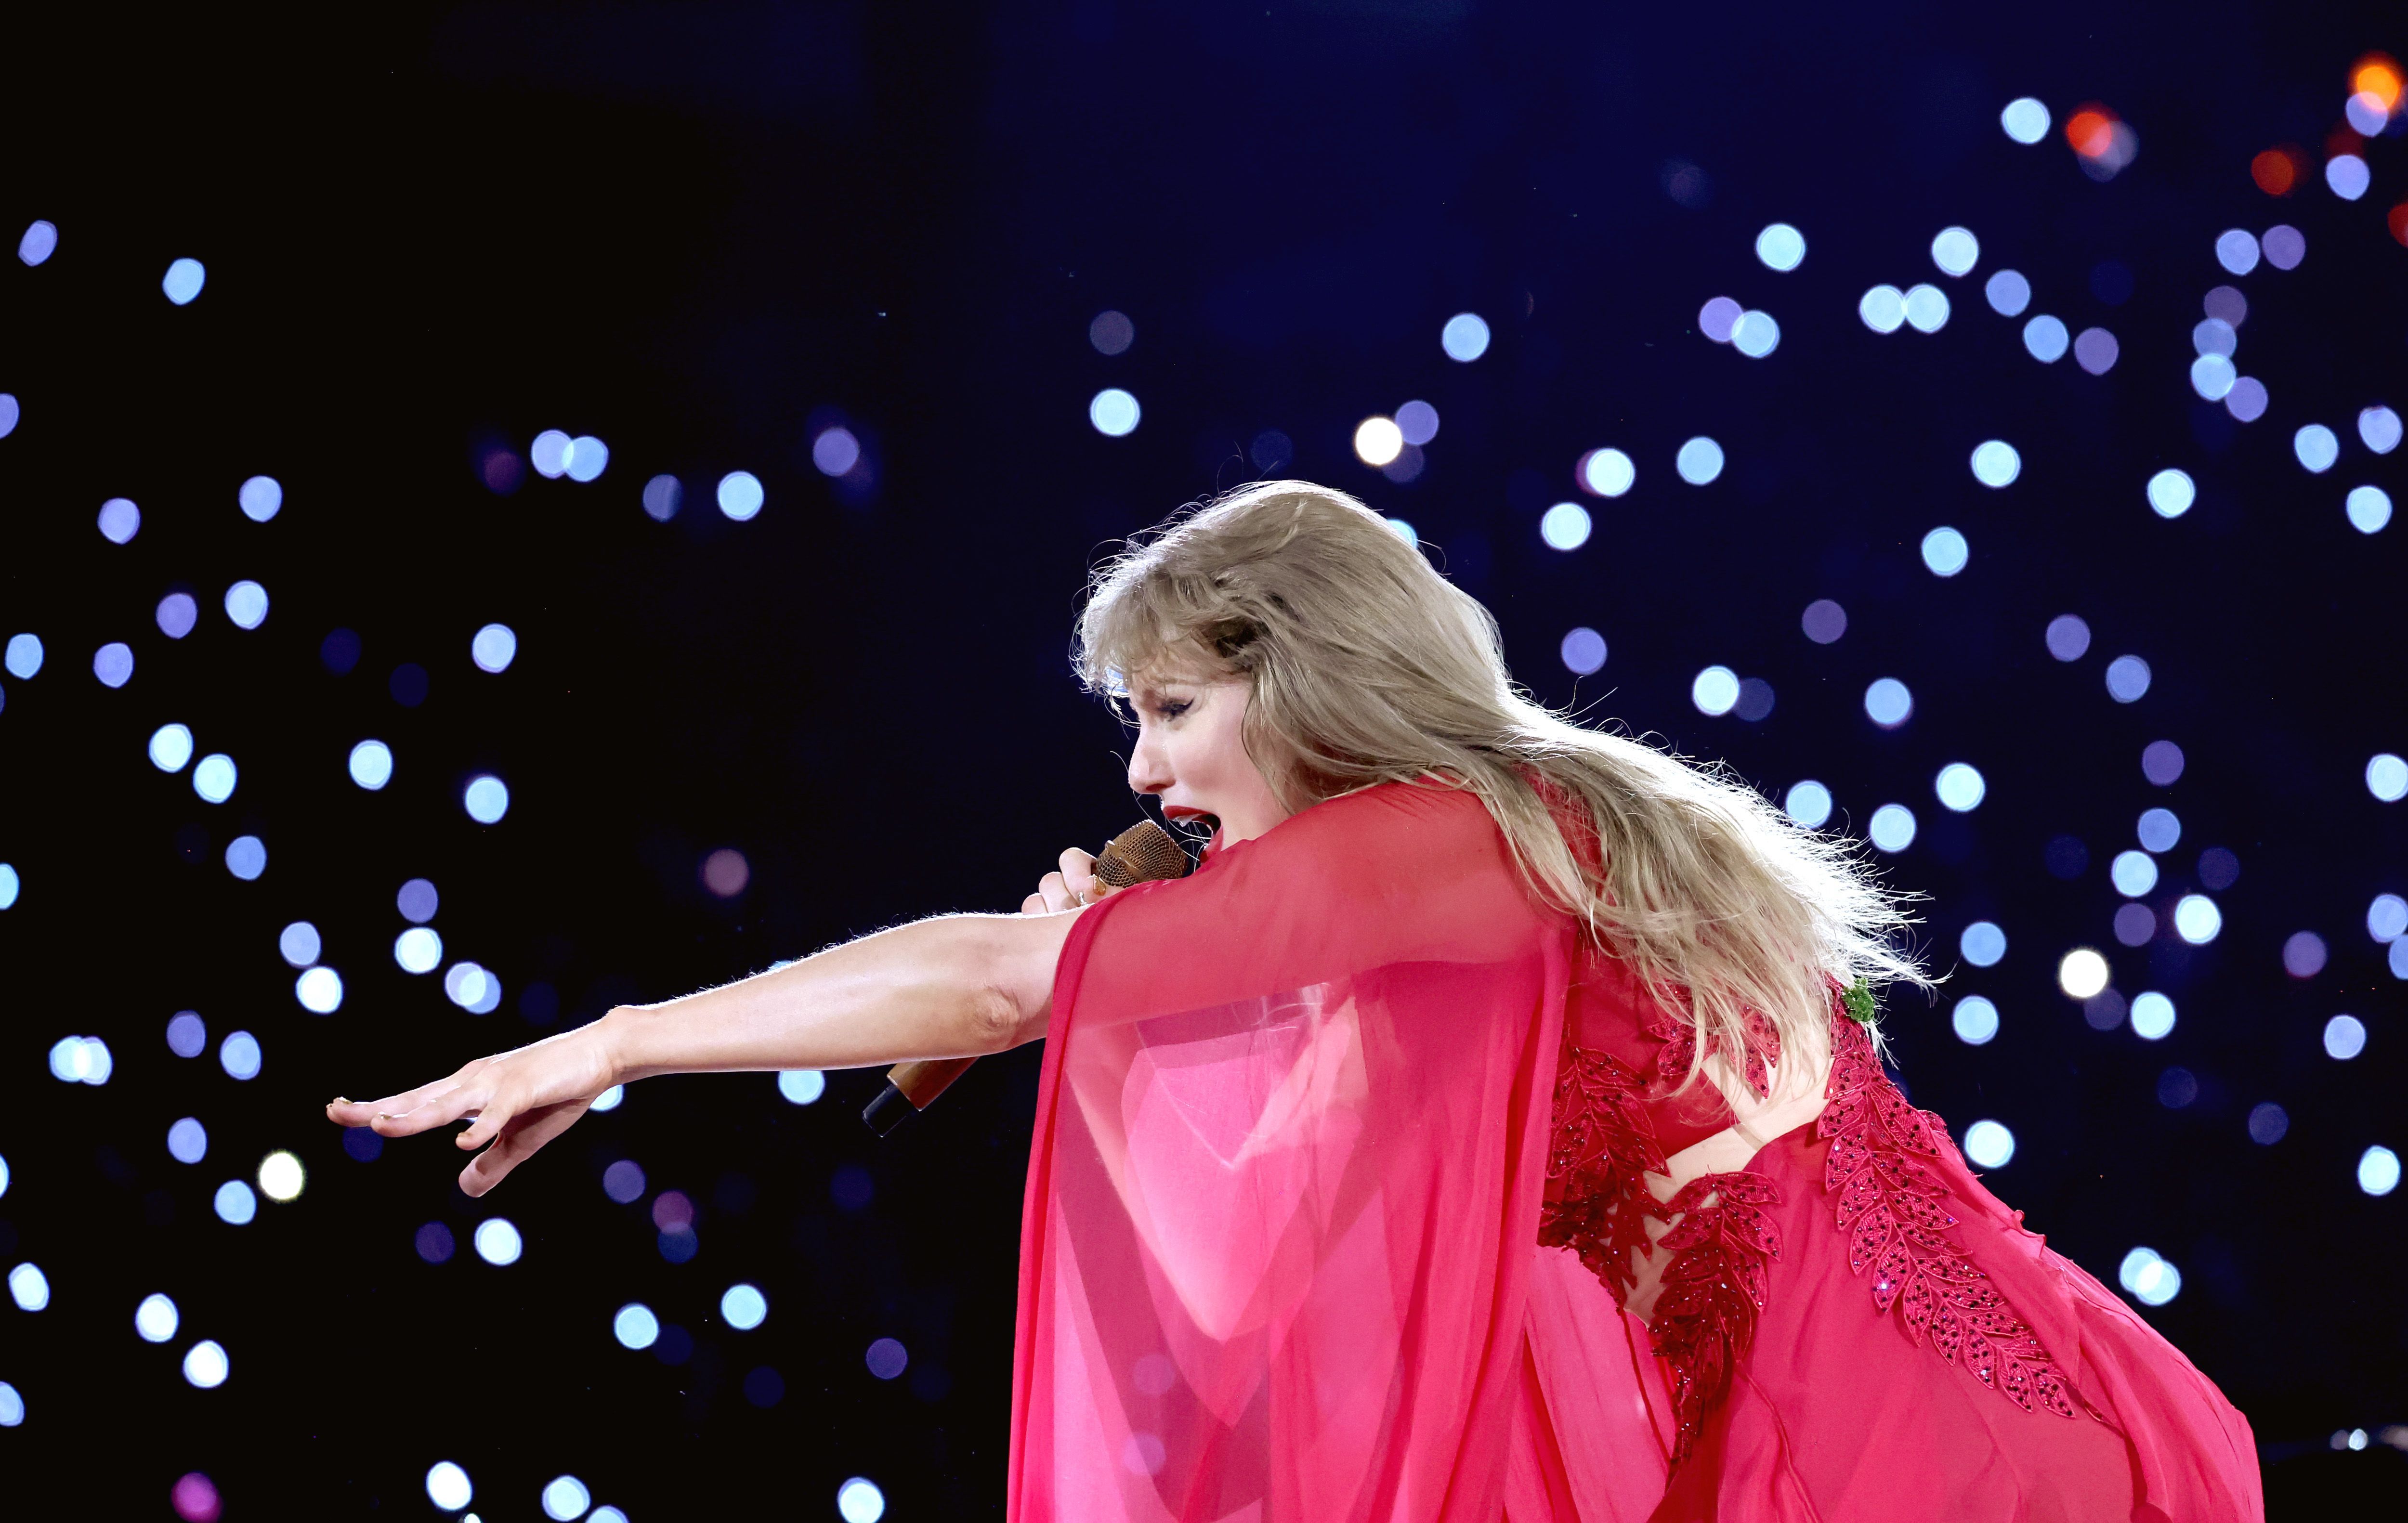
[{"x1": 324, "y1": 907, "x2": 1082, "y2": 1196}]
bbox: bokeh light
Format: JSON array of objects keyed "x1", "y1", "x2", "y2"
[
  {"x1": 1675, "y1": 437, "x2": 1723, "y2": 485},
  {"x1": 531, "y1": 431, "x2": 572, "y2": 478},
  {"x1": 258, "y1": 1151, "x2": 305, "y2": 1202},
  {"x1": 473, "y1": 1218, "x2": 523, "y2": 1265},
  {"x1": 1930, "y1": 226, "x2": 1979, "y2": 277},
  {"x1": 97, "y1": 497, "x2": 140, "y2": 544},
  {"x1": 2325, "y1": 1015, "x2": 2367, "y2": 1061},
  {"x1": 297, "y1": 966, "x2": 344, "y2": 1014},
  {"x1": 2347, "y1": 486, "x2": 2393, "y2": 534},
  {"x1": 642, "y1": 475, "x2": 682, "y2": 521},
  {"x1": 2369, "y1": 753, "x2": 2408, "y2": 802},
  {"x1": 2327, "y1": 156, "x2": 2370, "y2": 201},
  {"x1": 2137, "y1": 807, "x2": 2181, "y2": 853},
  {"x1": 1963, "y1": 1120, "x2": 2015, "y2": 1169},
  {"x1": 1952, "y1": 996, "x2": 1999, "y2": 1045},
  {"x1": 471, "y1": 624, "x2": 518, "y2": 673},
  {"x1": 2057, "y1": 948, "x2": 2110, "y2": 1000},
  {"x1": 2000, "y1": 98, "x2": 2050, "y2": 144},
  {"x1": 182, "y1": 1340, "x2": 229, "y2": 1388},
  {"x1": 137, "y1": 1292, "x2": 181, "y2": 1343},
  {"x1": 721, "y1": 1283, "x2": 768, "y2": 1330},
  {"x1": 349, "y1": 740, "x2": 394, "y2": 790},
  {"x1": 1984, "y1": 270, "x2": 2030, "y2": 316},
  {"x1": 2119, "y1": 1248, "x2": 2181, "y2": 1307},
  {"x1": 1801, "y1": 599, "x2": 1846, "y2": 644},
  {"x1": 1903, "y1": 284, "x2": 1950, "y2": 333},
  {"x1": 1580, "y1": 448, "x2": 1634, "y2": 497},
  {"x1": 427, "y1": 1462, "x2": 474, "y2": 1512},
  {"x1": 152, "y1": 723, "x2": 195, "y2": 772},
  {"x1": 1558, "y1": 626, "x2": 1606, "y2": 676},
  {"x1": 1783, "y1": 781, "x2": 1832, "y2": 829},
  {"x1": 1858, "y1": 285, "x2": 1905, "y2": 333},
  {"x1": 1960, "y1": 920, "x2": 2005, "y2": 965},
  {"x1": 224, "y1": 581, "x2": 269, "y2": 628},
  {"x1": 1690, "y1": 666, "x2": 1739, "y2": 716},
  {"x1": 1539, "y1": 502, "x2": 1591, "y2": 550},
  {"x1": 867, "y1": 1337, "x2": 910, "y2": 1379},
  {"x1": 18, "y1": 219, "x2": 57, "y2": 265},
  {"x1": 1730, "y1": 310, "x2": 1779, "y2": 357},
  {"x1": 2173, "y1": 895, "x2": 2223, "y2": 944},
  {"x1": 2215, "y1": 229, "x2": 2260, "y2": 275},
  {"x1": 542, "y1": 1476, "x2": 592, "y2": 1521},
  {"x1": 1970, "y1": 440, "x2": 2020, "y2": 487},
  {"x1": 1935, "y1": 763, "x2": 1986, "y2": 812},
  {"x1": 1088, "y1": 310, "x2": 1134, "y2": 355},
  {"x1": 1867, "y1": 804, "x2": 1916, "y2": 853},
  {"x1": 2023, "y1": 314, "x2": 2068, "y2": 362},
  {"x1": 2146, "y1": 469, "x2": 2195, "y2": 519},
  {"x1": 4, "y1": 633, "x2": 40, "y2": 678},
  {"x1": 2262, "y1": 225, "x2": 2303, "y2": 270},
  {"x1": 2293, "y1": 424, "x2": 2339, "y2": 473},
  {"x1": 2073, "y1": 328, "x2": 2119, "y2": 375},
  {"x1": 565, "y1": 436, "x2": 610, "y2": 482},
  {"x1": 812, "y1": 427, "x2": 861, "y2": 476},
  {"x1": 2111, "y1": 851, "x2": 2159, "y2": 898},
  {"x1": 220, "y1": 1030, "x2": 261, "y2": 1081},
  {"x1": 2361, "y1": 1146, "x2": 2401, "y2": 1197},
  {"x1": 1395, "y1": 401, "x2": 1439, "y2": 446},
  {"x1": 1863, "y1": 677, "x2": 1912, "y2": 729},
  {"x1": 1920, "y1": 527, "x2": 1968, "y2": 576},
  {"x1": 214, "y1": 1181, "x2": 257, "y2": 1224},
  {"x1": 2105, "y1": 655, "x2": 2151, "y2": 703},
  {"x1": 1440, "y1": 313, "x2": 1490, "y2": 362},
  {"x1": 1755, "y1": 223, "x2": 1806, "y2": 271},
  {"x1": 395, "y1": 927, "x2": 443, "y2": 974},
  {"x1": 193, "y1": 754, "x2": 237, "y2": 803},
  {"x1": 2368, "y1": 893, "x2": 2408, "y2": 943},
  {"x1": 1698, "y1": 296, "x2": 1741, "y2": 343},
  {"x1": 717, "y1": 471, "x2": 764, "y2": 521},
  {"x1": 238, "y1": 476, "x2": 282, "y2": 522},
  {"x1": 2284, "y1": 931, "x2": 2328, "y2": 978},
  {"x1": 169, "y1": 1117, "x2": 209, "y2": 1164},
  {"x1": 614, "y1": 1302, "x2": 660, "y2": 1349},
  {"x1": 2130, "y1": 992, "x2": 2176, "y2": 1041},
  {"x1": 1352, "y1": 416, "x2": 1402, "y2": 467},
  {"x1": 464, "y1": 775, "x2": 510, "y2": 823},
  {"x1": 2251, "y1": 148, "x2": 2301, "y2": 195},
  {"x1": 162, "y1": 259, "x2": 207, "y2": 305},
  {"x1": 777, "y1": 1069, "x2": 826, "y2": 1105},
  {"x1": 2361, "y1": 406, "x2": 2403, "y2": 454},
  {"x1": 837, "y1": 1479, "x2": 887, "y2": 1523}
]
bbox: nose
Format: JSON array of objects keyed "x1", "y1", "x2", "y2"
[{"x1": 1127, "y1": 729, "x2": 1172, "y2": 796}]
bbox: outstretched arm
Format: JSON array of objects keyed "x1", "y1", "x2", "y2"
[{"x1": 324, "y1": 907, "x2": 1083, "y2": 1196}]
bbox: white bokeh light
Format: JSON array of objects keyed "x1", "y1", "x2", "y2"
[
  {"x1": 1921, "y1": 526, "x2": 1969, "y2": 576},
  {"x1": 182, "y1": 1339, "x2": 229, "y2": 1388},
  {"x1": 193, "y1": 754, "x2": 237, "y2": 805},
  {"x1": 2369, "y1": 754, "x2": 2408, "y2": 803},
  {"x1": 778, "y1": 1069, "x2": 826, "y2": 1105},
  {"x1": 258, "y1": 1151, "x2": 305, "y2": 1202},
  {"x1": 1559, "y1": 626, "x2": 1607, "y2": 676},
  {"x1": 1580, "y1": 448, "x2": 1634, "y2": 497},
  {"x1": 1970, "y1": 440, "x2": 2020, "y2": 487},
  {"x1": 1730, "y1": 310, "x2": 1780, "y2": 357},
  {"x1": 9, "y1": 1263, "x2": 49, "y2": 1311},
  {"x1": 1952, "y1": 996, "x2": 1999, "y2": 1045},
  {"x1": 349, "y1": 740, "x2": 394, "y2": 790},
  {"x1": 1930, "y1": 226, "x2": 1980, "y2": 277},
  {"x1": 162, "y1": 259, "x2": 207, "y2": 305},
  {"x1": 542, "y1": 1476, "x2": 592, "y2": 1522},
  {"x1": 2110, "y1": 851, "x2": 2159, "y2": 898},
  {"x1": 1963, "y1": 1119, "x2": 2015, "y2": 1169},
  {"x1": 2325, "y1": 1015, "x2": 2368, "y2": 1061},
  {"x1": 2346, "y1": 486, "x2": 2393, "y2": 534},
  {"x1": 1352, "y1": 416, "x2": 1402, "y2": 466},
  {"x1": 238, "y1": 476, "x2": 283, "y2": 522},
  {"x1": 136, "y1": 1292, "x2": 180, "y2": 1343},
  {"x1": 2057, "y1": 948, "x2": 2110, "y2": 1000},
  {"x1": 224, "y1": 581, "x2": 268, "y2": 629},
  {"x1": 1675, "y1": 437, "x2": 1724, "y2": 485},
  {"x1": 721, "y1": 1283, "x2": 769, "y2": 1330},
  {"x1": 1858, "y1": 285, "x2": 1906, "y2": 334},
  {"x1": 471, "y1": 624, "x2": 518, "y2": 673},
  {"x1": 1960, "y1": 921, "x2": 2006, "y2": 966},
  {"x1": 150, "y1": 723, "x2": 195, "y2": 773},
  {"x1": 1440, "y1": 313, "x2": 1490, "y2": 362},
  {"x1": 1984, "y1": 269, "x2": 2030, "y2": 316},
  {"x1": 1089, "y1": 389, "x2": 1141, "y2": 437},
  {"x1": 2293, "y1": 424, "x2": 2339, "y2": 473},
  {"x1": 395, "y1": 927, "x2": 444, "y2": 975},
  {"x1": 1783, "y1": 781, "x2": 1832, "y2": 829},
  {"x1": 2001, "y1": 98, "x2": 2051, "y2": 144},
  {"x1": 427, "y1": 1461, "x2": 474, "y2": 1512},
  {"x1": 717, "y1": 471, "x2": 764, "y2": 521},
  {"x1": 297, "y1": 966, "x2": 344, "y2": 1014},
  {"x1": 2146, "y1": 469, "x2": 2195, "y2": 519},
  {"x1": 838, "y1": 1479, "x2": 888, "y2": 1523},
  {"x1": 1539, "y1": 502, "x2": 1592, "y2": 550},
  {"x1": 1755, "y1": 222, "x2": 1806, "y2": 272},
  {"x1": 2172, "y1": 895, "x2": 2223, "y2": 945},
  {"x1": 564, "y1": 436, "x2": 609, "y2": 482},
  {"x1": 1690, "y1": 666, "x2": 1740, "y2": 716},
  {"x1": 2361, "y1": 1146, "x2": 2401, "y2": 1197},
  {"x1": 464, "y1": 775, "x2": 510, "y2": 824},
  {"x1": 1935, "y1": 763, "x2": 1986, "y2": 811},
  {"x1": 2119, "y1": 1248, "x2": 2181, "y2": 1307},
  {"x1": 2023, "y1": 314, "x2": 2068, "y2": 362},
  {"x1": 474, "y1": 1218, "x2": 523, "y2": 1266},
  {"x1": 1863, "y1": 677, "x2": 1912, "y2": 729},
  {"x1": 2130, "y1": 991, "x2": 2176, "y2": 1041},
  {"x1": 1903, "y1": 284, "x2": 1950, "y2": 332},
  {"x1": 1867, "y1": 804, "x2": 1916, "y2": 853},
  {"x1": 2361, "y1": 405, "x2": 2403, "y2": 454},
  {"x1": 614, "y1": 1303, "x2": 660, "y2": 1350}
]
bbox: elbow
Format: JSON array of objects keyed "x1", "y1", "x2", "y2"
[{"x1": 964, "y1": 982, "x2": 1037, "y2": 1055}]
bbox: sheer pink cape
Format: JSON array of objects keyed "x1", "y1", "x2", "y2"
[{"x1": 1006, "y1": 783, "x2": 1670, "y2": 1522}]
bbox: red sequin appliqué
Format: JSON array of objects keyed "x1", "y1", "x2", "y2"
[
  {"x1": 1648, "y1": 1171, "x2": 1782, "y2": 1460},
  {"x1": 1541, "y1": 1048, "x2": 1782, "y2": 1463},
  {"x1": 1819, "y1": 1016, "x2": 2079, "y2": 1419},
  {"x1": 1539, "y1": 1048, "x2": 1668, "y2": 1297}
]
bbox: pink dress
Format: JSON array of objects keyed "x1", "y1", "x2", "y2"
[{"x1": 1006, "y1": 782, "x2": 2261, "y2": 1521}]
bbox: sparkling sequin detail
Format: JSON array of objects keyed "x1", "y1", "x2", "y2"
[
  {"x1": 1649, "y1": 1170, "x2": 1783, "y2": 1460},
  {"x1": 1819, "y1": 1015, "x2": 2079, "y2": 1419},
  {"x1": 1539, "y1": 1047, "x2": 1668, "y2": 1296}
]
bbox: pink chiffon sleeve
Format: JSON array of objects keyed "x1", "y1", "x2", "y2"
[{"x1": 1006, "y1": 783, "x2": 1668, "y2": 1522}]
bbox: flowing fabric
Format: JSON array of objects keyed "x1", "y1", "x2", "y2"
[{"x1": 1007, "y1": 781, "x2": 2261, "y2": 1521}]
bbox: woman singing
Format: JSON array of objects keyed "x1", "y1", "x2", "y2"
[{"x1": 329, "y1": 482, "x2": 2260, "y2": 1521}]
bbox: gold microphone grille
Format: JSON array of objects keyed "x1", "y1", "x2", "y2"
[{"x1": 1093, "y1": 819, "x2": 1192, "y2": 889}]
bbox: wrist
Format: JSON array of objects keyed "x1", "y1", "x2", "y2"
[{"x1": 593, "y1": 1005, "x2": 643, "y2": 1089}]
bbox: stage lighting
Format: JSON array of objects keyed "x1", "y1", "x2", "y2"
[
  {"x1": 1963, "y1": 1120, "x2": 2015, "y2": 1168},
  {"x1": 1951, "y1": 997, "x2": 1999, "y2": 1046}
]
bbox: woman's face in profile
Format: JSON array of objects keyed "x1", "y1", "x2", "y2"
[{"x1": 1124, "y1": 670, "x2": 1292, "y2": 846}]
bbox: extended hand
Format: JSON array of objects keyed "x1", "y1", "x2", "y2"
[
  {"x1": 324, "y1": 1024, "x2": 619, "y2": 1197},
  {"x1": 1021, "y1": 846, "x2": 1108, "y2": 914}
]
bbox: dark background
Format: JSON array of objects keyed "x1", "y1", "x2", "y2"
[{"x1": 0, "y1": 1, "x2": 2402, "y2": 1516}]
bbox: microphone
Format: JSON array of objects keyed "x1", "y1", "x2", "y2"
[{"x1": 861, "y1": 819, "x2": 1192, "y2": 1135}]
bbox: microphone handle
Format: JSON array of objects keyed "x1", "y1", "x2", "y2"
[{"x1": 862, "y1": 819, "x2": 1190, "y2": 1134}]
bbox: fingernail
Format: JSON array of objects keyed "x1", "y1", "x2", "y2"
[
  {"x1": 329, "y1": 1097, "x2": 350, "y2": 1106},
  {"x1": 374, "y1": 1112, "x2": 393, "y2": 1122}
]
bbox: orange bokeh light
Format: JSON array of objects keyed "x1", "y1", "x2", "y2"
[
  {"x1": 2251, "y1": 149, "x2": 2301, "y2": 195},
  {"x1": 2066, "y1": 107, "x2": 2118, "y2": 158},
  {"x1": 2353, "y1": 54, "x2": 2402, "y2": 110}
]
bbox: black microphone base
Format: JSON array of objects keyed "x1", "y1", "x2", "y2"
[{"x1": 862, "y1": 1081, "x2": 917, "y2": 1136}]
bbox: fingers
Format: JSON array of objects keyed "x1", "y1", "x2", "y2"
[
  {"x1": 365, "y1": 1081, "x2": 485, "y2": 1139},
  {"x1": 1021, "y1": 891, "x2": 1047, "y2": 915},
  {"x1": 326, "y1": 1058, "x2": 487, "y2": 1131},
  {"x1": 1037, "y1": 870, "x2": 1079, "y2": 913},
  {"x1": 458, "y1": 1099, "x2": 589, "y2": 1197},
  {"x1": 1059, "y1": 847, "x2": 1101, "y2": 902}
]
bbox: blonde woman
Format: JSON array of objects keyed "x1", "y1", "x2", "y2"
[{"x1": 331, "y1": 482, "x2": 2259, "y2": 1521}]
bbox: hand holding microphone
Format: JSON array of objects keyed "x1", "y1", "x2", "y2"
[{"x1": 863, "y1": 819, "x2": 1191, "y2": 1134}]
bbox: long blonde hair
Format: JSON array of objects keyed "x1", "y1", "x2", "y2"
[{"x1": 1074, "y1": 480, "x2": 1926, "y2": 1077}]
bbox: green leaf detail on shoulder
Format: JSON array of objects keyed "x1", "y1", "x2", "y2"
[{"x1": 1841, "y1": 978, "x2": 1879, "y2": 1027}]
